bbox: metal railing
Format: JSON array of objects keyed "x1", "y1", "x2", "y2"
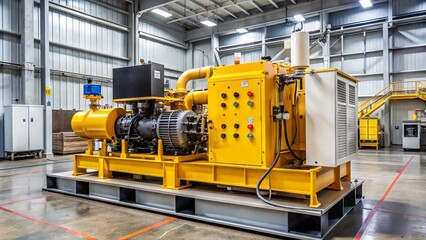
[{"x1": 358, "y1": 80, "x2": 426, "y2": 117}]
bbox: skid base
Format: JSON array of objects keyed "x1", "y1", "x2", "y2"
[{"x1": 44, "y1": 171, "x2": 363, "y2": 239}]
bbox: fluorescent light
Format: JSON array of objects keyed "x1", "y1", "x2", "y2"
[
  {"x1": 236, "y1": 28, "x2": 248, "y2": 33},
  {"x1": 359, "y1": 0, "x2": 372, "y2": 8},
  {"x1": 200, "y1": 19, "x2": 217, "y2": 27},
  {"x1": 151, "y1": 8, "x2": 172, "y2": 18},
  {"x1": 293, "y1": 14, "x2": 305, "y2": 22}
]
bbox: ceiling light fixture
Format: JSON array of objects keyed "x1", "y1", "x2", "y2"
[
  {"x1": 151, "y1": 8, "x2": 172, "y2": 18},
  {"x1": 236, "y1": 28, "x2": 248, "y2": 33},
  {"x1": 293, "y1": 14, "x2": 305, "y2": 22},
  {"x1": 359, "y1": 0, "x2": 373, "y2": 8},
  {"x1": 200, "y1": 18, "x2": 217, "y2": 27}
]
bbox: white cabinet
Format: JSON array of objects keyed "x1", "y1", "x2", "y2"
[
  {"x1": 4, "y1": 105, "x2": 44, "y2": 159},
  {"x1": 305, "y1": 70, "x2": 358, "y2": 167}
]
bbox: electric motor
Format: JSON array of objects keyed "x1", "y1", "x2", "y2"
[
  {"x1": 115, "y1": 109, "x2": 206, "y2": 155},
  {"x1": 157, "y1": 110, "x2": 198, "y2": 149}
]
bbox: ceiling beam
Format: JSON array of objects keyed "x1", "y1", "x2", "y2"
[
  {"x1": 167, "y1": 0, "x2": 254, "y2": 24},
  {"x1": 221, "y1": 8, "x2": 238, "y2": 19},
  {"x1": 267, "y1": 0, "x2": 279, "y2": 8},
  {"x1": 167, "y1": 8, "x2": 202, "y2": 27},
  {"x1": 186, "y1": 0, "x2": 388, "y2": 41},
  {"x1": 233, "y1": 2, "x2": 250, "y2": 16},
  {"x1": 186, "y1": 0, "x2": 225, "y2": 21},
  {"x1": 250, "y1": 1, "x2": 264, "y2": 13},
  {"x1": 139, "y1": 0, "x2": 179, "y2": 14}
]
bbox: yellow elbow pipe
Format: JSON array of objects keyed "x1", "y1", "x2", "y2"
[
  {"x1": 175, "y1": 66, "x2": 214, "y2": 98},
  {"x1": 184, "y1": 91, "x2": 208, "y2": 110}
]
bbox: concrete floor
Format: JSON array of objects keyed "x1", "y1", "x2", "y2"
[{"x1": 0, "y1": 148, "x2": 425, "y2": 240}]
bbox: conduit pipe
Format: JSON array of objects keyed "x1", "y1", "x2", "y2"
[
  {"x1": 184, "y1": 91, "x2": 208, "y2": 110},
  {"x1": 175, "y1": 66, "x2": 214, "y2": 98}
]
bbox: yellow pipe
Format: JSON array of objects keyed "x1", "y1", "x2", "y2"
[
  {"x1": 175, "y1": 66, "x2": 214, "y2": 98},
  {"x1": 184, "y1": 91, "x2": 208, "y2": 110}
]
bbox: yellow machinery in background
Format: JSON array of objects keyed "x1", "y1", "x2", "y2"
[
  {"x1": 70, "y1": 32, "x2": 358, "y2": 208},
  {"x1": 413, "y1": 109, "x2": 426, "y2": 122},
  {"x1": 359, "y1": 117, "x2": 382, "y2": 150}
]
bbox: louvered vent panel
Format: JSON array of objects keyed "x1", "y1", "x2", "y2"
[
  {"x1": 347, "y1": 106, "x2": 357, "y2": 155},
  {"x1": 337, "y1": 104, "x2": 347, "y2": 159},
  {"x1": 349, "y1": 85, "x2": 356, "y2": 105},
  {"x1": 337, "y1": 80, "x2": 346, "y2": 103}
]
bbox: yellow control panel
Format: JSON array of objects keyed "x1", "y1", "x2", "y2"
[
  {"x1": 207, "y1": 61, "x2": 279, "y2": 167},
  {"x1": 208, "y1": 78, "x2": 262, "y2": 165}
]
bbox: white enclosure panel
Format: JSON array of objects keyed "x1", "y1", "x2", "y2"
[
  {"x1": 4, "y1": 105, "x2": 29, "y2": 152},
  {"x1": 306, "y1": 71, "x2": 336, "y2": 167},
  {"x1": 29, "y1": 106, "x2": 44, "y2": 150},
  {"x1": 306, "y1": 71, "x2": 357, "y2": 167}
]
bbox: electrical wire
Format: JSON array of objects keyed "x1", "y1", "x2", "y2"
[
  {"x1": 255, "y1": 121, "x2": 315, "y2": 212},
  {"x1": 284, "y1": 118, "x2": 304, "y2": 162},
  {"x1": 292, "y1": 83, "x2": 298, "y2": 144}
]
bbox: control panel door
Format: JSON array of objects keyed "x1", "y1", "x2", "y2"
[{"x1": 208, "y1": 78, "x2": 262, "y2": 166}]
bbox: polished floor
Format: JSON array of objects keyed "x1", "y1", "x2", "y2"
[{"x1": 0, "y1": 148, "x2": 425, "y2": 240}]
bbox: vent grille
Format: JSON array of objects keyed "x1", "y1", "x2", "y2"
[
  {"x1": 349, "y1": 85, "x2": 356, "y2": 105},
  {"x1": 337, "y1": 104, "x2": 348, "y2": 159},
  {"x1": 337, "y1": 81, "x2": 357, "y2": 161},
  {"x1": 347, "y1": 106, "x2": 357, "y2": 155},
  {"x1": 337, "y1": 80, "x2": 346, "y2": 103}
]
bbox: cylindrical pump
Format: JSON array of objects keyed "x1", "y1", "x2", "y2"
[{"x1": 290, "y1": 31, "x2": 310, "y2": 69}]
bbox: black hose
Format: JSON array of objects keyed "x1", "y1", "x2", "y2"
[
  {"x1": 284, "y1": 119, "x2": 304, "y2": 162},
  {"x1": 255, "y1": 121, "x2": 315, "y2": 212},
  {"x1": 292, "y1": 83, "x2": 298, "y2": 144}
]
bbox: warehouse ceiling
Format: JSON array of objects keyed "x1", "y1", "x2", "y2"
[{"x1": 140, "y1": 0, "x2": 309, "y2": 30}]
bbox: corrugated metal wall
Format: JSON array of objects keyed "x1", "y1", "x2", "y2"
[
  {"x1": 329, "y1": 2, "x2": 388, "y2": 27},
  {"x1": 394, "y1": 0, "x2": 426, "y2": 16},
  {"x1": 1, "y1": 1, "x2": 189, "y2": 111},
  {"x1": 33, "y1": 1, "x2": 129, "y2": 109},
  {"x1": 138, "y1": 17, "x2": 187, "y2": 89},
  {"x1": 0, "y1": 0, "x2": 189, "y2": 157},
  {"x1": 192, "y1": 39, "x2": 211, "y2": 89}
]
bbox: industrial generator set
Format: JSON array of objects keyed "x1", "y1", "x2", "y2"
[{"x1": 69, "y1": 31, "x2": 359, "y2": 209}]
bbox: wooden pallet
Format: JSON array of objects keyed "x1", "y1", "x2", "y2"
[{"x1": 53, "y1": 132, "x2": 87, "y2": 155}]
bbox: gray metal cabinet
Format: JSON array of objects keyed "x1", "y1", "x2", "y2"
[{"x1": 4, "y1": 105, "x2": 44, "y2": 160}]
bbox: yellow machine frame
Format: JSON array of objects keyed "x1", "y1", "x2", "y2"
[{"x1": 72, "y1": 62, "x2": 353, "y2": 208}]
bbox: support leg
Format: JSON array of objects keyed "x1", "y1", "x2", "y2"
[
  {"x1": 99, "y1": 139, "x2": 107, "y2": 156},
  {"x1": 98, "y1": 157, "x2": 112, "y2": 178},
  {"x1": 343, "y1": 161, "x2": 351, "y2": 182},
  {"x1": 156, "y1": 139, "x2": 163, "y2": 161},
  {"x1": 309, "y1": 171, "x2": 321, "y2": 208},
  {"x1": 162, "y1": 163, "x2": 190, "y2": 189},
  {"x1": 120, "y1": 139, "x2": 129, "y2": 158},
  {"x1": 85, "y1": 139, "x2": 93, "y2": 155},
  {"x1": 328, "y1": 166, "x2": 343, "y2": 190},
  {"x1": 73, "y1": 155, "x2": 87, "y2": 175}
]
